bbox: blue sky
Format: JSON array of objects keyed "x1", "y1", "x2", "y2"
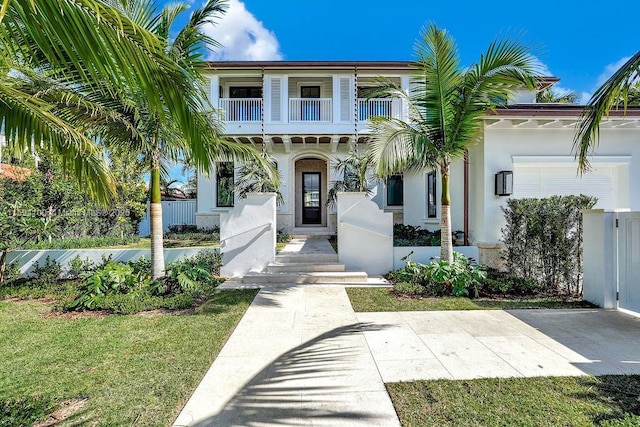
[{"x1": 174, "y1": 0, "x2": 637, "y2": 103}]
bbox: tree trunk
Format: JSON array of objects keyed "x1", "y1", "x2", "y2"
[
  {"x1": 440, "y1": 161, "x2": 454, "y2": 263},
  {"x1": 150, "y1": 167, "x2": 165, "y2": 280},
  {"x1": 0, "y1": 250, "x2": 7, "y2": 283}
]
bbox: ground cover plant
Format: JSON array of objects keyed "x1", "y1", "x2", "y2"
[
  {"x1": 0, "y1": 290, "x2": 257, "y2": 426},
  {"x1": 386, "y1": 376, "x2": 640, "y2": 426}
]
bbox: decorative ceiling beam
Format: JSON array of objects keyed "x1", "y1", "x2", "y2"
[
  {"x1": 282, "y1": 135, "x2": 291, "y2": 153},
  {"x1": 331, "y1": 136, "x2": 340, "y2": 153}
]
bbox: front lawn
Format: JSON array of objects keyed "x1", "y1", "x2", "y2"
[
  {"x1": 387, "y1": 376, "x2": 640, "y2": 426},
  {"x1": 346, "y1": 287, "x2": 595, "y2": 312},
  {"x1": 0, "y1": 290, "x2": 257, "y2": 426}
]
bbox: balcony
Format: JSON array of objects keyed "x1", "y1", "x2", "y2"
[
  {"x1": 357, "y1": 98, "x2": 401, "y2": 121},
  {"x1": 219, "y1": 98, "x2": 262, "y2": 122},
  {"x1": 289, "y1": 98, "x2": 332, "y2": 122}
]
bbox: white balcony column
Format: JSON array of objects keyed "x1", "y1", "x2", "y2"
[
  {"x1": 281, "y1": 74, "x2": 289, "y2": 124},
  {"x1": 400, "y1": 74, "x2": 410, "y2": 122},
  {"x1": 332, "y1": 74, "x2": 341, "y2": 124},
  {"x1": 209, "y1": 75, "x2": 220, "y2": 106}
]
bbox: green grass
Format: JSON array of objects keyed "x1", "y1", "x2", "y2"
[
  {"x1": 0, "y1": 290, "x2": 257, "y2": 426},
  {"x1": 346, "y1": 287, "x2": 596, "y2": 312},
  {"x1": 387, "y1": 376, "x2": 640, "y2": 426}
]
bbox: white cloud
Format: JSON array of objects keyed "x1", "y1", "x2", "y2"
[
  {"x1": 203, "y1": 0, "x2": 283, "y2": 61},
  {"x1": 595, "y1": 56, "x2": 631, "y2": 87}
]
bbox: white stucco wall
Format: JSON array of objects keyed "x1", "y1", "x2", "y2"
[{"x1": 471, "y1": 125, "x2": 640, "y2": 243}]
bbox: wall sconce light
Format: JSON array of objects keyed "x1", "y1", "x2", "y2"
[{"x1": 495, "y1": 170, "x2": 513, "y2": 196}]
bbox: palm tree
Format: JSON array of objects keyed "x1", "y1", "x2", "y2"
[
  {"x1": 108, "y1": 0, "x2": 275, "y2": 279},
  {"x1": 536, "y1": 88, "x2": 578, "y2": 103},
  {"x1": 326, "y1": 150, "x2": 377, "y2": 207},
  {"x1": 574, "y1": 52, "x2": 640, "y2": 172},
  {"x1": 0, "y1": 0, "x2": 218, "y2": 204},
  {"x1": 367, "y1": 23, "x2": 540, "y2": 263}
]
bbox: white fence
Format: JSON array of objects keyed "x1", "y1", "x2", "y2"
[
  {"x1": 357, "y1": 98, "x2": 401, "y2": 121},
  {"x1": 583, "y1": 209, "x2": 640, "y2": 316},
  {"x1": 138, "y1": 200, "x2": 196, "y2": 236},
  {"x1": 219, "y1": 98, "x2": 262, "y2": 122},
  {"x1": 289, "y1": 98, "x2": 332, "y2": 122}
]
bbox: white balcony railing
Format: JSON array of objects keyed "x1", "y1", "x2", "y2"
[
  {"x1": 357, "y1": 98, "x2": 401, "y2": 121},
  {"x1": 289, "y1": 98, "x2": 332, "y2": 122},
  {"x1": 219, "y1": 98, "x2": 262, "y2": 122}
]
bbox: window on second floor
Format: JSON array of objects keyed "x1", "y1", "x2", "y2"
[
  {"x1": 229, "y1": 87, "x2": 262, "y2": 98},
  {"x1": 386, "y1": 174, "x2": 403, "y2": 206},
  {"x1": 216, "y1": 162, "x2": 234, "y2": 207},
  {"x1": 427, "y1": 171, "x2": 437, "y2": 218}
]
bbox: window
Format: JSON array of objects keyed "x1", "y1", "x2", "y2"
[
  {"x1": 427, "y1": 171, "x2": 437, "y2": 218},
  {"x1": 386, "y1": 174, "x2": 403, "y2": 206},
  {"x1": 216, "y1": 162, "x2": 234, "y2": 207},
  {"x1": 229, "y1": 87, "x2": 262, "y2": 98},
  {"x1": 301, "y1": 86, "x2": 321, "y2": 98}
]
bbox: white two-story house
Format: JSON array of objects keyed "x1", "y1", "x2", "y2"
[{"x1": 196, "y1": 61, "x2": 640, "y2": 248}]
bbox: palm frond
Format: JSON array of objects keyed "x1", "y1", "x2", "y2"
[{"x1": 574, "y1": 51, "x2": 640, "y2": 172}]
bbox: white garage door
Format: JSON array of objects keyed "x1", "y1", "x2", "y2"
[{"x1": 513, "y1": 165, "x2": 617, "y2": 208}]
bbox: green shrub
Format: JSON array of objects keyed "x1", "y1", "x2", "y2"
[
  {"x1": 167, "y1": 224, "x2": 199, "y2": 233},
  {"x1": 31, "y1": 257, "x2": 61, "y2": 286},
  {"x1": 601, "y1": 414, "x2": 640, "y2": 427},
  {"x1": 393, "y1": 282, "x2": 426, "y2": 296},
  {"x1": 21, "y1": 236, "x2": 140, "y2": 250},
  {"x1": 67, "y1": 255, "x2": 95, "y2": 279},
  {"x1": 0, "y1": 262, "x2": 21, "y2": 284},
  {"x1": 388, "y1": 252, "x2": 485, "y2": 298},
  {"x1": 393, "y1": 224, "x2": 465, "y2": 247},
  {"x1": 502, "y1": 195, "x2": 596, "y2": 296},
  {"x1": 277, "y1": 229, "x2": 291, "y2": 243},
  {"x1": 483, "y1": 268, "x2": 543, "y2": 296},
  {"x1": 0, "y1": 396, "x2": 57, "y2": 427}
]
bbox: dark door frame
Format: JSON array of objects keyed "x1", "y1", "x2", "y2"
[{"x1": 302, "y1": 171, "x2": 322, "y2": 225}]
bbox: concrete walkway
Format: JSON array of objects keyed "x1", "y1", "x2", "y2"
[
  {"x1": 174, "y1": 285, "x2": 400, "y2": 426},
  {"x1": 175, "y1": 237, "x2": 640, "y2": 426}
]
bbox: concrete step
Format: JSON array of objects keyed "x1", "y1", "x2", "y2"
[
  {"x1": 242, "y1": 271, "x2": 368, "y2": 284},
  {"x1": 265, "y1": 262, "x2": 346, "y2": 273},
  {"x1": 274, "y1": 253, "x2": 339, "y2": 263}
]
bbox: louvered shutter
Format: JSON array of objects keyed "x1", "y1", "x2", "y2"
[
  {"x1": 339, "y1": 77, "x2": 351, "y2": 122},
  {"x1": 270, "y1": 77, "x2": 281, "y2": 122}
]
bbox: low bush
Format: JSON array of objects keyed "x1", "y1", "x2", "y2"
[
  {"x1": 63, "y1": 250, "x2": 223, "y2": 313},
  {"x1": 277, "y1": 229, "x2": 291, "y2": 244},
  {"x1": 20, "y1": 236, "x2": 140, "y2": 250},
  {"x1": 66, "y1": 255, "x2": 95, "y2": 279},
  {"x1": 30, "y1": 257, "x2": 62, "y2": 286},
  {"x1": 388, "y1": 252, "x2": 485, "y2": 298},
  {"x1": 393, "y1": 224, "x2": 464, "y2": 247},
  {"x1": 482, "y1": 268, "x2": 543, "y2": 296}
]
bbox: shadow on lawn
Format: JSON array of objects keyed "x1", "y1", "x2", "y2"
[
  {"x1": 574, "y1": 375, "x2": 640, "y2": 424},
  {"x1": 191, "y1": 322, "x2": 393, "y2": 426},
  {"x1": 195, "y1": 290, "x2": 258, "y2": 315}
]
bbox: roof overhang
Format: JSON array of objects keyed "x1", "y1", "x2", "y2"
[{"x1": 485, "y1": 105, "x2": 640, "y2": 129}]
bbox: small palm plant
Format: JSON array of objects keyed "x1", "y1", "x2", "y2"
[
  {"x1": 326, "y1": 150, "x2": 377, "y2": 207},
  {"x1": 235, "y1": 152, "x2": 285, "y2": 205}
]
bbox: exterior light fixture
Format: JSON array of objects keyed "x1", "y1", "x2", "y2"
[{"x1": 495, "y1": 170, "x2": 513, "y2": 196}]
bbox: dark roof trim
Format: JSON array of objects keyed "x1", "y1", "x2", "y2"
[{"x1": 205, "y1": 60, "x2": 412, "y2": 70}]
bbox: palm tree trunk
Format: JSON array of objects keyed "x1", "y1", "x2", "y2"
[
  {"x1": 150, "y1": 166, "x2": 165, "y2": 279},
  {"x1": 440, "y1": 161, "x2": 454, "y2": 263}
]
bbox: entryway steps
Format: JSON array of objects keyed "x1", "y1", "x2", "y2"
[
  {"x1": 273, "y1": 253, "x2": 338, "y2": 263},
  {"x1": 265, "y1": 262, "x2": 346, "y2": 273},
  {"x1": 243, "y1": 271, "x2": 368, "y2": 284}
]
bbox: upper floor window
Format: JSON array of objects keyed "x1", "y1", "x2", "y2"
[
  {"x1": 427, "y1": 171, "x2": 437, "y2": 218},
  {"x1": 301, "y1": 86, "x2": 321, "y2": 98},
  {"x1": 386, "y1": 174, "x2": 403, "y2": 206},
  {"x1": 217, "y1": 162, "x2": 234, "y2": 207},
  {"x1": 230, "y1": 87, "x2": 262, "y2": 98}
]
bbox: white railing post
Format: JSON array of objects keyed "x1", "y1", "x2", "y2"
[
  {"x1": 218, "y1": 98, "x2": 263, "y2": 122},
  {"x1": 288, "y1": 98, "x2": 332, "y2": 122}
]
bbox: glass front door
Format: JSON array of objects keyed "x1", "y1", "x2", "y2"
[{"x1": 302, "y1": 172, "x2": 321, "y2": 224}]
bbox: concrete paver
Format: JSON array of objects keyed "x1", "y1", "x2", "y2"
[{"x1": 175, "y1": 237, "x2": 640, "y2": 426}]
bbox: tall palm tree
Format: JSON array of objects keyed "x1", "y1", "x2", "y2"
[
  {"x1": 574, "y1": 52, "x2": 640, "y2": 171},
  {"x1": 109, "y1": 0, "x2": 275, "y2": 279},
  {"x1": 0, "y1": 0, "x2": 217, "y2": 204},
  {"x1": 367, "y1": 23, "x2": 540, "y2": 263}
]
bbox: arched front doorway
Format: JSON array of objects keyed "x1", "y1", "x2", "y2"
[{"x1": 294, "y1": 157, "x2": 328, "y2": 227}]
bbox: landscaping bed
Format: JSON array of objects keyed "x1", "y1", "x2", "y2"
[
  {"x1": 387, "y1": 375, "x2": 640, "y2": 426},
  {"x1": 0, "y1": 290, "x2": 257, "y2": 426}
]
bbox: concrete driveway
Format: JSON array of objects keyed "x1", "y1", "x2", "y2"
[{"x1": 175, "y1": 286, "x2": 640, "y2": 426}]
